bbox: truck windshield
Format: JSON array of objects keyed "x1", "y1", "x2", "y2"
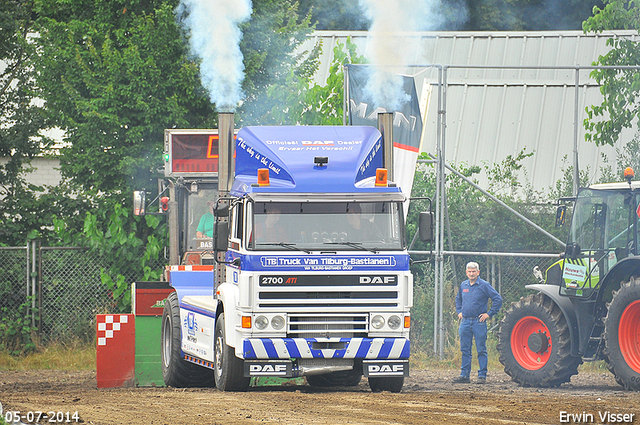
[{"x1": 249, "y1": 201, "x2": 405, "y2": 251}]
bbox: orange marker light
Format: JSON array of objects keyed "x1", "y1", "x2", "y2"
[
  {"x1": 624, "y1": 167, "x2": 635, "y2": 181},
  {"x1": 242, "y1": 316, "x2": 252, "y2": 329},
  {"x1": 257, "y1": 168, "x2": 270, "y2": 186},
  {"x1": 375, "y1": 168, "x2": 388, "y2": 187},
  {"x1": 404, "y1": 316, "x2": 411, "y2": 328}
]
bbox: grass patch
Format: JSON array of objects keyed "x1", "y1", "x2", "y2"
[
  {"x1": 0, "y1": 340, "x2": 95, "y2": 371},
  {"x1": 411, "y1": 333, "x2": 505, "y2": 371}
]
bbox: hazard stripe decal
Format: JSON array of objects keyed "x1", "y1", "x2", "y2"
[{"x1": 242, "y1": 338, "x2": 409, "y2": 360}]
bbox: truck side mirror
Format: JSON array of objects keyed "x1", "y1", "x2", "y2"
[
  {"x1": 555, "y1": 205, "x2": 566, "y2": 227},
  {"x1": 214, "y1": 222, "x2": 229, "y2": 252},
  {"x1": 419, "y1": 211, "x2": 434, "y2": 242},
  {"x1": 133, "y1": 191, "x2": 146, "y2": 216}
]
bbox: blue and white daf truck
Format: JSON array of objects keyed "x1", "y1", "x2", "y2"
[{"x1": 137, "y1": 113, "x2": 427, "y2": 392}]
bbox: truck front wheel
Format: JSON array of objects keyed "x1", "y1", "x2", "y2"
[
  {"x1": 214, "y1": 313, "x2": 250, "y2": 391},
  {"x1": 161, "y1": 292, "x2": 214, "y2": 387},
  {"x1": 603, "y1": 276, "x2": 640, "y2": 391},
  {"x1": 497, "y1": 293, "x2": 581, "y2": 387}
]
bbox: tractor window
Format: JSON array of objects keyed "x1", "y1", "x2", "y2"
[
  {"x1": 607, "y1": 194, "x2": 629, "y2": 249},
  {"x1": 570, "y1": 192, "x2": 604, "y2": 251},
  {"x1": 570, "y1": 190, "x2": 631, "y2": 251}
]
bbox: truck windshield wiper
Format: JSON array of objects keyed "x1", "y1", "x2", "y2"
[
  {"x1": 323, "y1": 241, "x2": 379, "y2": 253},
  {"x1": 256, "y1": 242, "x2": 311, "y2": 253}
]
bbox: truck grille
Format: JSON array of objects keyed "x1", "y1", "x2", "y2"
[
  {"x1": 257, "y1": 274, "x2": 400, "y2": 309},
  {"x1": 258, "y1": 290, "x2": 398, "y2": 308},
  {"x1": 288, "y1": 313, "x2": 368, "y2": 338}
]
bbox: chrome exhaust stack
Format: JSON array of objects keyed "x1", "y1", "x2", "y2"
[
  {"x1": 218, "y1": 112, "x2": 235, "y2": 195},
  {"x1": 377, "y1": 112, "x2": 394, "y2": 182}
]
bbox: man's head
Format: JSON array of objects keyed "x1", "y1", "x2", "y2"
[{"x1": 466, "y1": 262, "x2": 480, "y2": 282}]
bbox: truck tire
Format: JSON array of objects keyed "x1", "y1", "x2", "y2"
[
  {"x1": 497, "y1": 293, "x2": 581, "y2": 387},
  {"x1": 306, "y1": 369, "x2": 362, "y2": 387},
  {"x1": 214, "y1": 313, "x2": 250, "y2": 391},
  {"x1": 603, "y1": 276, "x2": 640, "y2": 391},
  {"x1": 161, "y1": 292, "x2": 214, "y2": 387},
  {"x1": 367, "y1": 376, "x2": 404, "y2": 393}
]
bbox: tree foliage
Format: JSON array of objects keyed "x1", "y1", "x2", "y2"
[
  {"x1": 34, "y1": 0, "x2": 215, "y2": 199},
  {"x1": 54, "y1": 204, "x2": 165, "y2": 311},
  {"x1": 298, "y1": 0, "x2": 605, "y2": 31},
  {"x1": 266, "y1": 38, "x2": 365, "y2": 125},
  {"x1": 463, "y1": 0, "x2": 605, "y2": 31},
  {"x1": 407, "y1": 150, "x2": 566, "y2": 255},
  {"x1": 583, "y1": 0, "x2": 640, "y2": 146},
  {"x1": 238, "y1": 0, "x2": 320, "y2": 125},
  {"x1": 0, "y1": 0, "x2": 58, "y2": 245}
]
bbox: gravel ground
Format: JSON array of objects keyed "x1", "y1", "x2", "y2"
[{"x1": 1, "y1": 368, "x2": 638, "y2": 424}]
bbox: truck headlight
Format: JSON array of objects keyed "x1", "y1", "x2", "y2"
[
  {"x1": 371, "y1": 315, "x2": 385, "y2": 329},
  {"x1": 388, "y1": 315, "x2": 402, "y2": 330},
  {"x1": 271, "y1": 315, "x2": 285, "y2": 330},
  {"x1": 255, "y1": 315, "x2": 269, "y2": 330}
]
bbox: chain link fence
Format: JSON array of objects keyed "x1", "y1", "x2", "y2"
[
  {"x1": 1, "y1": 244, "x2": 560, "y2": 349},
  {"x1": 0, "y1": 245, "x2": 166, "y2": 344},
  {"x1": 0, "y1": 247, "x2": 29, "y2": 311},
  {"x1": 409, "y1": 253, "x2": 559, "y2": 354}
]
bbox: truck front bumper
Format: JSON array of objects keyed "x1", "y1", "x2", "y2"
[{"x1": 242, "y1": 337, "x2": 410, "y2": 360}]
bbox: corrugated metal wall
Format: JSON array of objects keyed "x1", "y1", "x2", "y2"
[{"x1": 302, "y1": 31, "x2": 639, "y2": 192}]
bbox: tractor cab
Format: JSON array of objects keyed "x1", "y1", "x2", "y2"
[
  {"x1": 554, "y1": 179, "x2": 640, "y2": 297},
  {"x1": 498, "y1": 168, "x2": 640, "y2": 391}
]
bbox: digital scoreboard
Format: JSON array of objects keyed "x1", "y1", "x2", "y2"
[{"x1": 164, "y1": 129, "x2": 236, "y2": 177}]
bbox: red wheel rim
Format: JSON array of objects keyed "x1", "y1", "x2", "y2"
[
  {"x1": 619, "y1": 300, "x2": 640, "y2": 373},
  {"x1": 510, "y1": 316, "x2": 552, "y2": 370}
]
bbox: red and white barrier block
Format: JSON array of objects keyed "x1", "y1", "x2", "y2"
[{"x1": 96, "y1": 314, "x2": 135, "y2": 388}]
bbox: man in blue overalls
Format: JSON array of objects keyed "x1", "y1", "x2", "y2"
[{"x1": 453, "y1": 261, "x2": 503, "y2": 384}]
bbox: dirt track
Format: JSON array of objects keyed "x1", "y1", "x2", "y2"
[{"x1": 0, "y1": 368, "x2": 638, "y2": 424}]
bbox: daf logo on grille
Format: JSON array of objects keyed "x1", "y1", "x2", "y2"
[{"x1": 360, "y1": 276, "x2": 395, "y2": 284}]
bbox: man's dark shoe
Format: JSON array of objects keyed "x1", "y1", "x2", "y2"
[
  {"x1": 476, "y1": 377, "x2": 487, "y2": 384},
  {"x1": 452, "y1": 375, "x2": 470, "y2": 383}
]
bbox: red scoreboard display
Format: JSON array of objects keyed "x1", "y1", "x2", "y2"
[{"x1": 164, "y1": 129, "x2": 222, "y2": 177}]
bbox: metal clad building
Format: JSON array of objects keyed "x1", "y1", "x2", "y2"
[{"x1": 301, "y1": 30, "x2": 639, "y2": 192}]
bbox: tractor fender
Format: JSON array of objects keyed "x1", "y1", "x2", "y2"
[
  {"x1": 216, "y1": 281, "x2": 240, "y2": 351},
  {"x1": 525, "y1": 284, "x2": 580, "y2": 356},
  {"x1": 597, "y1": 256, "x2": 640, "y2": 303}
]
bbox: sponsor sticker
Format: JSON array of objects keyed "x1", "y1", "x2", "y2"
[{"x1": 562, "y1": 263, "x2": 587, "y2": 283}]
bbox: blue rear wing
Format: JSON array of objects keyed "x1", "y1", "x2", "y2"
[{"x1": 231, "y1": 126, "x2": 401, "y2": 195}]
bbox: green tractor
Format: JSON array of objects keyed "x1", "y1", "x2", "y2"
[{"x1": 497, "y1": 168, "x2": 640, "y2": 390}]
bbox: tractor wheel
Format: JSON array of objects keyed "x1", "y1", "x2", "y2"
[
  {"x1": 367, "y1": 376, "x2": 404, "y2": 393},
  {"x1": 497, "y1": 293, "x2": 582, "y2": 387},
  {"x1": 161, "y1": 292, "x2": 214, "y2": 387},
  {"x1": 306, "y1": 368, "x2": 362, "y2": 387},
  {"x1": 214, "y1": 313, "x2": 250, "y2": 391},
  {"x1": 603, "y1": 276, "x2": 640, "y2": 391}
]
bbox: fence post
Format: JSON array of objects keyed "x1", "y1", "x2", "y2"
[
  {"x1": 37, "y1": 240, "x2": 43, "y2": 336},
  {"x1": 26, "y1": 242, "x2": 30, "y2": 323},
  {"x1": 31, "y1": 240, "x2": 39, "y2": 330}
]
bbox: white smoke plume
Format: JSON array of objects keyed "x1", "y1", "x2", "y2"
[
  {"x1": 176, "y1": 0, "x2": 252, "y2": 112},
  {"x1": 358, "y1": 0, "x2": 465, "y2": 111}
]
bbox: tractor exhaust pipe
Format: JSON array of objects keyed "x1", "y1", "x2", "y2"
[{"x1": 377, "y1": 112, "x2": 394, "y2": 182}]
